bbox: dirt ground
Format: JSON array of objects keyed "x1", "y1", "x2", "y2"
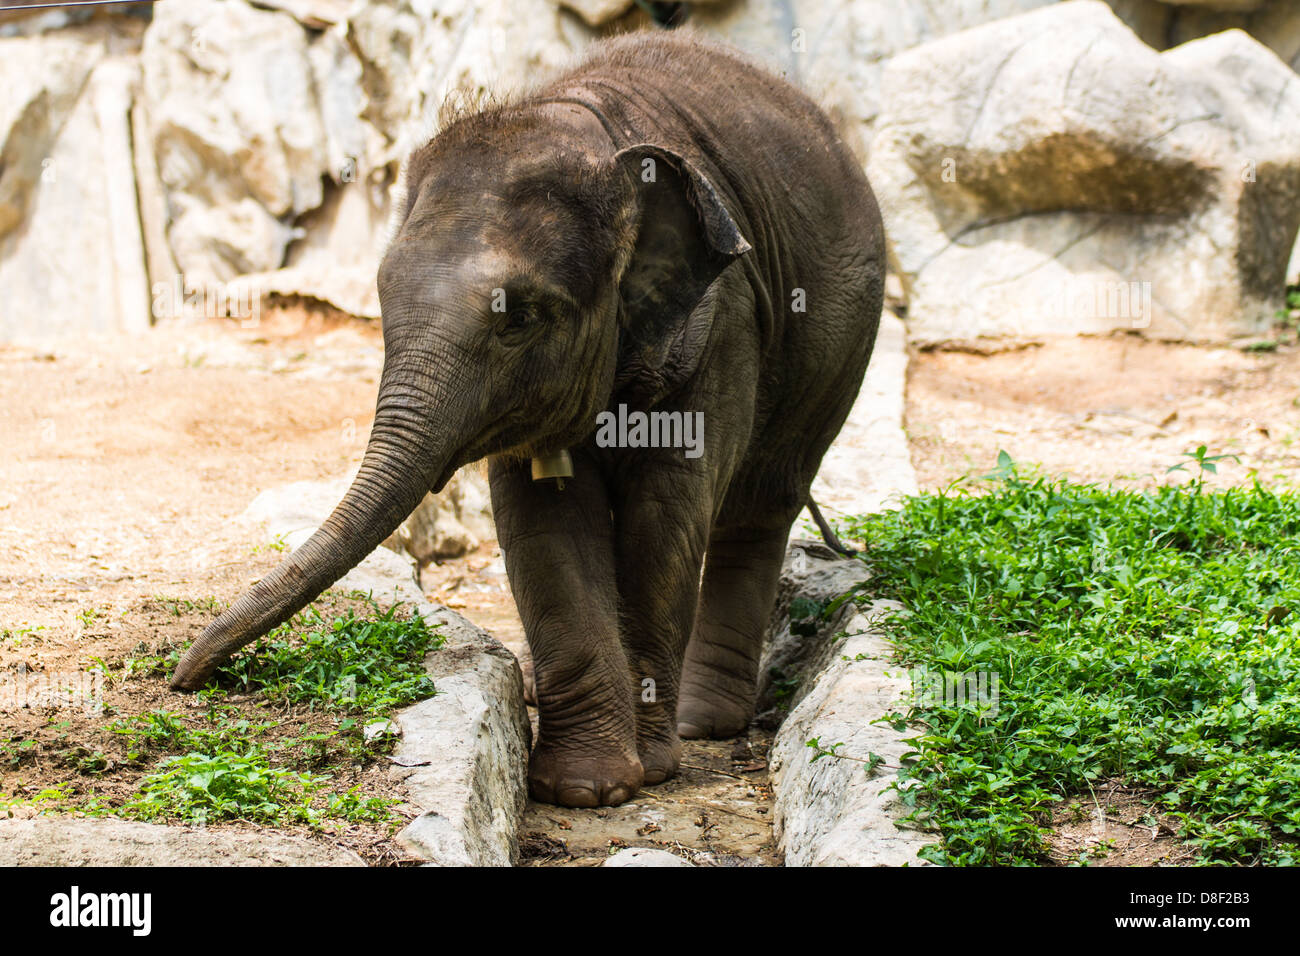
[
  {"x1": 907, "y1": 334, "x2": 1300, "y2": 492},
  {"x1": 5, "y1": 314, "x2": 1297, "y2": 866},
  {"x1": 1043, "y1": 780, "x2": 1194, "y2": 867},
  {"x1": 0, "y1": 305, "x2": 382, "y2": 662}
]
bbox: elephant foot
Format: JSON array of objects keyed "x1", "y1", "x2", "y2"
[
  {"x1": 528, "y1": 740, "x2": 644, "y2": 808},
  {"x1": 677, "y1": 643, "x2": 760, "y2": 739},
  {"x1": 676, "y1": 688, "x2": 753, "y2": 740},
  {"x1": 636, "y1": 732, "x2": 682, "y2": 785}
]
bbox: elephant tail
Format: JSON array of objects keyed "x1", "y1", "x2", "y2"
[{"x1": 807, "y1": 497, "x2": 858, "y2": 558}]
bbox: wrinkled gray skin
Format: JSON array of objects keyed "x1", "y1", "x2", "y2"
[{"x1": 172, "y1": 31, "x2": 884, "y2": 808}]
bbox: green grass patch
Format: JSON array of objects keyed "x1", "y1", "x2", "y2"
[
  {"x1": 16, "y1": 598, "x2": 445, "y2": 830},
  {"x1": 122, "y1": 749, "x2": 393, "y2": 827},
  {"x1": 216, "y1": 602, "x2": 443, "y2": 715},
  {"x1": 843, "y1": 457, "x2": 1300, "y2": 865},
  {"x1": 106, "y1": 703, "x2": 396, "y2": 826},
  {"x1": 112, "y1": 599, "x2": 444, "y2": 826},
  {"x1": 108, "y1": 705, "x2": 274, "y2": 762}
]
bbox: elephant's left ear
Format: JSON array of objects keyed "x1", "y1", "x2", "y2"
[{"x1": 610, "y1": 143, "x2": 752, "y2": 398}]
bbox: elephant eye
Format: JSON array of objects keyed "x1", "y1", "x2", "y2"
[{"x1": 503, "y1": 303, "x2": 543, "y2": 333}]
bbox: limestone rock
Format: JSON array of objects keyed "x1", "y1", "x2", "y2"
[
  {"x1": 555, "y1": 0, "x2": 729, "y2": 29},
  {"x1": 252, "y1": 21, "x2": 392, "y2": 317},
  {"x1": 556, "y1": 0, "x2": 636, "y2": 27},
  {"x1": 758, "y1": 544, "x2": 938, "y2": 865},
  {"x1": 0, "y1": 29, "x2": 99, "y2": 239},
  {"x1": 346, "y1": 0, "x2": 596, "y2": 170},
  {"x1": 398, "y1": 468, "x2": 495, "y2": 565},
  {"x1": 868, "y1": 0, "x2": 1300, "y2": 343},
  {"x1": 241, "y1": 464, "x2": 493, "y2": 569},
  {"x1": 141, "y1": 0, "x2": 331, "y2": 286},
  {"x1": 249, "y1": 0, "x2": 353, "y2": 29},
  {"x1": 392, "y1": 606, "x2": 531, "y2": 866},
  {"x1": 693, "y1": 0, "x2": 1071, "y2": 162},
  {"x1": 164, "y1": 199, "x2": 298, "y2": 292},
  {"x1": 0, "y1": 818, "x2": 365, "y2": 866},
  {"x1": 755, "y1": 543, "x2": 873, "y2": 728},
  {"x1": 769, "y1": 603, "x2": 938, "y2": 866},
  {"x1": 602, "y1": 846, "x2": 694, "y2": 866},
  {"x1": 336, "y1": 543, "x2": 423, "y2": 607},
  {"x1": 0, "y1": 22, "x2": 153, "y2": 340}
]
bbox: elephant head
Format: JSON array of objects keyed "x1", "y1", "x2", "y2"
[{"x1": 170, "y1": 103, "x2": 751, "y2": 690}]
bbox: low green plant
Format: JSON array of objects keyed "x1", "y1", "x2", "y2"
[
  {"x1": 843, "y1": 452, "x2": 1300, "y2": 865},
  {"x1": 123, "y1": 748, "x2": 396, "y2": 826},
  {"x1": 216, "y1": 602, "x2": 443, "y2": 715},
  {"x1": 250, "y1": 535, "x2": 289, "y2": 555},
  {"x1": 113, "y1": 707, "x2": 397, "y2": 826},
  {"x1": 150, "y1": 595, "x2": 225, "y2": 617},
  {"x1": 124, "y1": 749, "x2": 326, "y2": 825},
  {"x1": 0, "y1": 736, "x2": 37, "y2": 768},
  {"x1": 0, "y1": 783, "x2": 73, "y2": 814},
  {"x1": 1166, "y1": 444, "x2": 1241, "y2": 487},
  {"x1": 78, "y1": 600, "x2": 434, "y2": 829},
  {"x1": 108, "y1": 706, "x2": 273, "y2": 763},
  {"x1": 0, "y1": 625, "x2": 44, "y2": 648}
]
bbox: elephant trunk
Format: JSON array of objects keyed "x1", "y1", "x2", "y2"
[{"x1": 169, "y1": 359, "x2": 461, "y2": 691}]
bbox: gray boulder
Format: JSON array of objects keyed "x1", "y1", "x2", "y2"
[
  {"x1": 868, "y1": 0, "x2": 1300, "y2": 343},
  {"x1": 395, "y1": 468, "x2": 496, "y2": 565},
  {"x1": 759, "y1": 545, "x2": 939, "y2": 866},
  {"x1": 755, "y1": 542, "x2": 872, "y2": 727},
  {"x1": 0, "y1": 21, "x2": 153, "y2": 339},
  {"x1": 391, "y1": 606, "x2": 531, "y2": 867},
  {"x1": 602, "y1": 846, "x2": 694, "y2": 867},
  {"x1": 769, "y1": 603, "x2": 938, "y2": 866},
  {"x1": 241, "y1": 464, "x2": 493, "y2": 569},
  {"x1": 140, "y1": 0, "x2": 331, "y2": 288}
]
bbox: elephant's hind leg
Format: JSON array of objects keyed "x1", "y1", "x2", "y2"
[
  {"x1": 677, "y1": 520, "x2": 791, "y2": 740},
  {"x1": 489, "y1": 453, "x2": 643, "y2": 808}
]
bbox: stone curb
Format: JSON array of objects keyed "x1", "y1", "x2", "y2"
[
  {"x1": 768, "y1": 594, "x2": 938, "y2": 866},
  {"x1": 0, "y1": 818, "x2": 366, "y2": 866},
  {"x1": 390, "y1": 605, "x2": 531, "y2": 867}
]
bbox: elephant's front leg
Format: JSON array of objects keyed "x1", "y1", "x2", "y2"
[
  {"x1": 612, "y1": 459, "x2": 713, "y2": 784},
  {"x1": 489, "y1": 453, "x2": 642, "y2": 808}
]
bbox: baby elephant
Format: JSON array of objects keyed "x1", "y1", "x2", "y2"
[{"x1": 172, "y1": 31, "x2": 885, "y2": 808}]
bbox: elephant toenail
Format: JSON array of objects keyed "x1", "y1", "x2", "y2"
[
  {"x1": 677, "y1": 721, "x2": 707, "y2": 739},
  {"x1": 558, "y1": 785, "x2": 599, "y2": 808}
]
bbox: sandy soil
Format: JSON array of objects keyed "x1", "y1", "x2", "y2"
[
  {"x1": 1044, "y1": 780, "x2": 1194, "y2": 867},
  {"x1": 0, "y1": 305, "x2": 382, "y2": 664},
  {"x1": 907, "y1": 334, "x2": 1300, "y2": 492},
  {"x1": 0, "y1": 308, "x2": 417, "y2": 862}
]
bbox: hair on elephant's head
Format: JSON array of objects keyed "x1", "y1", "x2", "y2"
[{"x1": 170, "y1": 100, "x2": 752, "y2": 690}]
